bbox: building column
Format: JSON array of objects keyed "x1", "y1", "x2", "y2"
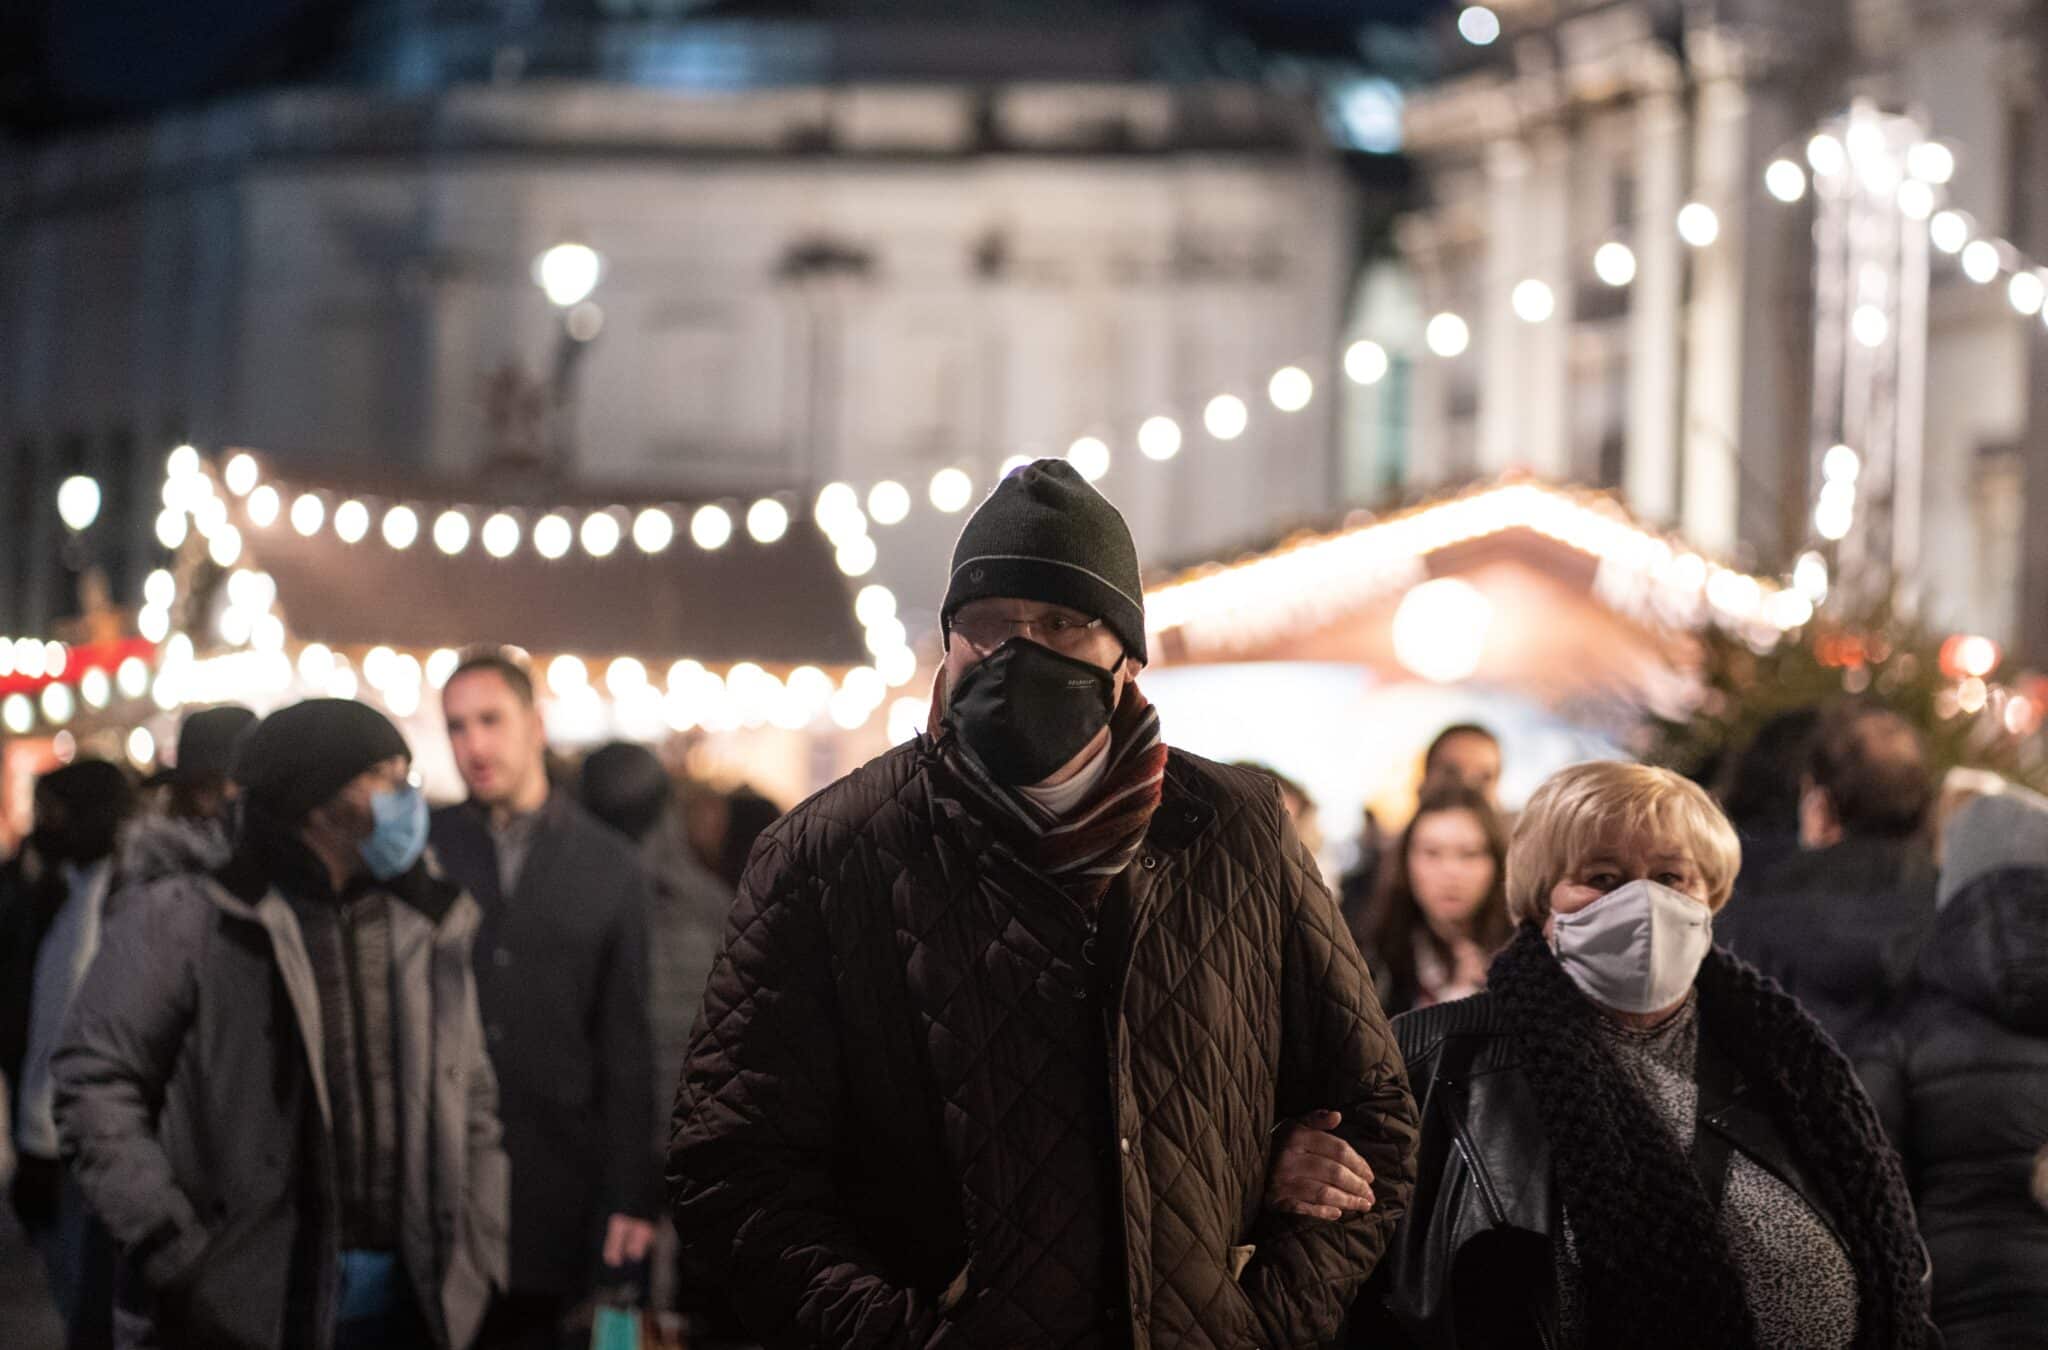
[
  {"x1": 1627, "y1": 81, "x2": 1685, "y2": 525},
  {"x1": 1522, "y1": 127, "x2": 1574, "y2": 480},
  {"x1": 2019, "y1": 14, "x2": 2048, "y2": 665},
  {"x1": 1479, "y1": 136, "x2": 1530, "y2": 476},
  {"x1": 1680, "y1": 66, "x2": 1749, "y2": 560}
]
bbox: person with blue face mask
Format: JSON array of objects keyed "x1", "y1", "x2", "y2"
[{"x1": 52, "y1": 699, "x2": 508, "y2": 1350}]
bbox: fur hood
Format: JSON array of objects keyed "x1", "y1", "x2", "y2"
[{"x1": 116, "y1": 812, "x2": 234, "y2": 888}]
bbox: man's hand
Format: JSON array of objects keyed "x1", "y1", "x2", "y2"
[
  {"x1": 603, "y1": 1214, "x2": 656, "y2": 1267},
  {"x1": 1264, "y1": 1110, "x2": 1377, "y2": 1221}
]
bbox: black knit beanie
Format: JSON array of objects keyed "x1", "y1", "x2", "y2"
[
  {"x1": 233, "y1": 698, "x2": 410, "y2": 825},
  {"x1": 941, "y1": 459, "x2": 1147, "y2": 663}
]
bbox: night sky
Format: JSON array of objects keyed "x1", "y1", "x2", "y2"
[{"x1": 0, "y1": 0, "x2": 1448, "y2": 136}]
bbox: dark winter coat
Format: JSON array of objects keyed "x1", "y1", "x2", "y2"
[
  {"x1": 668, "y1": 737, "x2": 1419, "y2": 1350},
  {"x1": 1713, "y1": 836, "x2": 1937, "y2": 1058},
  {"x1": 640, "y1": 813, "x2": 732, "y2": 1145},
  {"x1": 1862, "y1": 864, "x2": 2048, "y2": 1348},
  {"x1": 430, "y1": 793, "x2": 658, "y2": 1293},
  {"x1": 51, "y1": 815, "x2": 509, "y2": 1350},
  {"x1": 0, "y1": 845, "x2": 55, "y2": 1141}
]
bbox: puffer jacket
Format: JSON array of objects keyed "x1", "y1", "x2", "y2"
[
  {"x1": 1863, "y1": 863, "x2": 2048, "y2": 1347},
  {"x1": 52, "y1": 818, "x2": 510, "y2": 1350},
  {"x1": 669, "y1": 737, "x2": 1418, "y2": 1350}
]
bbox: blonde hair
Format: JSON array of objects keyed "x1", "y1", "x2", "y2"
[{"x1": 1506, "y1": 761, "x2": 1742, "y2": 924}]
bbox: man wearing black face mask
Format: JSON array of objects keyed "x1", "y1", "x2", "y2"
[
  {"x1": 670, "y1": 459, "x2": 1419, "y2": 1349},
  {"x1": 1, "y1": 758, "x2": 134, "y2": 1349},
  {"x1": 53, "y1": 699, "x2": 507, "y2": 1350}
]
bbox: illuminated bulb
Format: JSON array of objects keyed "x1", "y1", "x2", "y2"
[
  {"x1": 1138, "y1": 415, "x2": 1184, "y2": 460},
  {"x1": 1511, "y1": 279, "x2": 1555, "y2": 323},
  {"x1": 194, "y1": 497, "x2": 229, "y2": 537},
  {"x1": 2, "y1": 694, "x2": 30, "y2": 735},
  {"x1": 1815, "y1": 495, "x2": 1854, "y2": 541},
  {"x1": 208, "y1": 524, "x2": 243, "y2": 567},
  {"x1": 334, "y1": 500, "x2": 370, "y2": 544},
  {"x1": 999, "y1": 455, "x2": 1033, "y2": 479},
  {"x1": 855, "y1": 585, "x2": 898, "y2": 627},
  {"x1": 1792, "y1": 551, "x2": 1830, "y2": 604},
  {"x1": 836, "y1": 535, "x2": 878, "y2": 577},
  {"x1": 1907, "y1": 141, "x2": 1955, "y2": 185},
  {"x1": 247, "y1": 485, "x2": 281, "y2": 528},
  {"x1": 868, "y1": 481, "x2": 912, "y2": 526},
  {"x1": 1268, "y1": 367, "x2": 1314, "y2": 412},
  {"x1": 1764, "y1": 159, "x2": 1806, "y2": 204},
  {"x1": 363, "y1": 646, "x2": 397, "y2": 689},
  {"x1": 1769, "y1": 590, "x2": 1815, "y2": 631},
  {"x1": 1066, "y1": 437, "x2": 1111, "y2": 481},
  {"x1": 1852, "y1": 304, "x2": 1890, "y2": 347},
  {"x1": 1807, "y1": 133, "x2": 1846, "y2": 178},
  {"x1": 814, "y1": 483, "x2": 862, "y2": 534},
  {"x1": 929, "y1": 468, "x2": 974, "y2": 513},
  {"x1": 252, "y1": 614, "x2": 286, "y2": 652},
  {"x1": 40, "y1": 683, "x2": 74, "y2": 727},
  {"x1": 1677, "y1": 202, "x2": 1720, "y2": 247},
  {"x1": 878, "y1": 646, "x2": 919, "y2": 688},
  {"x1": 117, "y1": 657, "x2": 150, "y2": 699},
  {"x1": 690, "y1": 505, "x2": 732, "y2": 550},
  {"x1": 747, "y1": 499, "x2": 790, "y2": 544},
  {"x1": 1929, "y1": 210, "x2": 1969, "y2": 254},
  {"x1": 1961, "y1": 239, "x2": 2001, "y2": 284},
  {"x1": 1203, "y1": 395, "x2": 1249, "y2": 441},
  {"x1": 144, "y1": 569, "x2": 175, "y2": 609},
  {"x1": 2010, "y1": 271, "x2": 2045, "y2": 316},
  {"x1": 482, "y1": 513, "x2": 520, "y2": 558},
  {"x1": 633, "y1": 508, "x2": 674, "y2": 554},
  {"x1": 534, "y1": 514, "x2": 572, "y2": 560},
  {"x1": 606, "y1": 657, "x2": 649, "y2": 697},
  {"x1": 1823, "y1": 444, "x2": 1861, "y2": 484},
  {"x1": 580, "y1": 511, "x2": 621, "y2": 558},
  {"x1": 80, "y1": 667, "x2": 111, "y2": 708},
  {"x1": 1391, "y1": 578, "x2": 1492, "y2": 684},
  {"x1": 382, "y1": 506, "x2": 419, "y2": 550},
  {"x1": 286, "y1": 493, "x2": 321, "y2": 537},
  {"x1": 1426, "y1": 313, "x2": 1471, "y2": 358},
  {"x1": 1456, "y1": 5, "x2": 1500, "y2": 46},
  {"x1": 1896, "y1": 180, "x2": 1935, "y2": 221},
  {"x1": 433, "y1": 510, "x2": 471, "y2": 555},
  {"x1": 127, "y1": 727, "x2": 156, "y2": 768},
  {"x1": 426, "y1": 648, "x2": 459, "y2": 688},
  {"x1": 224, "y1": 454, "x2": 259, "y2": 496},
  {"x1": 156, "y1": 508, "x2": 189, "y2": 550},
  {"x1": 547, "y1": 654, "x2": 588, "y2": 695},
  {"x1": 298, "y1": 643, "x2": 336, "y2": 686},
  {"x1": 1594, "y1": 241, "x2": 1637, "y2": 287},
  {"x1": 1345, "y1": 340, "x2": 1390, "y2": 385},
  {"x1": 534, "y1": 242, "x2": 603, "y2": 309},
  {"x1": 166, "y1": 444, "x2": 201, "y2": 480}
]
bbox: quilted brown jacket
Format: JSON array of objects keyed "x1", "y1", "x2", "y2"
[{"x1": 668, "y1": 736, "x2": 1418, "y2": 1349}]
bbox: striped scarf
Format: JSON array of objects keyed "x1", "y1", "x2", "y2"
[{"x1": 931, "y1": 674, "x2": 1168, "y2": 907}]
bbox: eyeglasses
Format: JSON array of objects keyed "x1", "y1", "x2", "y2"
[{"x1": 951, "y1": 611, "x2": 1107, "y2": 656}]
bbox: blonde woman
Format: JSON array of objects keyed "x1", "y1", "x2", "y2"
[{"x1": 1336, "y1": 761, "x2": 1933, "y2": 1349}]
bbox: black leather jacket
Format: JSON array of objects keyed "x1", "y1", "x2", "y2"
[{"x1": 1361, "y1": 992, "x2": 1866, "y2": 1350}]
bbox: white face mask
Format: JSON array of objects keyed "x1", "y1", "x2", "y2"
[{"x1": 1549, "y1": 879, "x2": 1713, "y2": 1014}]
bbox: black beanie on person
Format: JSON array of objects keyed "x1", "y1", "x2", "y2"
[
  {"x1": 940, "y1": 458, "x2": 1148, "y2": 663},
  {"x1": 233, "y1": 698, "x2": 411, "y2": 825}
]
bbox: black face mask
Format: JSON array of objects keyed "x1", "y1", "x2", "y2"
[{"x1": 945, "y1": 638, "x2": 1117, "y2": 787}]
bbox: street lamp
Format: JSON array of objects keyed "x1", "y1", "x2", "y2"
[
  {"x1": 533, "y1": 241, "x2": 606, "y2": 475},
  {"x1": 57, "y1": 476, "x2": 101, "y2": 533}
]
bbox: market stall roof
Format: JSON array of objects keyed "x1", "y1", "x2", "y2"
[
  {"x1": 219, "y1": 455, "x2": 867, "y2": 669},
  {"x1": 1142, "y1": 478, "x2": 1807, "y2": 712}
]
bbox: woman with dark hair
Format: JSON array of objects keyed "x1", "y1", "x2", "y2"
[{"x1": 1359, "y1": 785, "x2": 1512, "y2": 1016}]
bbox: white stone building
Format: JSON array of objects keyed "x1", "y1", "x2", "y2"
[
  {"x1": 1, "y1": 48, "x2": 1362, "y2": 633},
  {"x1": 1347, "y1": 0, "x2": 2045, "y2": 653}
]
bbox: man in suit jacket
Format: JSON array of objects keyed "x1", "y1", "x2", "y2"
[{"x1": 429, "y1": 651, "x2": 658, "y2": 1350}]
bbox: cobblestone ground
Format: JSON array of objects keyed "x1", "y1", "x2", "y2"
[{"x1": 0, "y1": 1205, "x2": 63, "y2": 1350}]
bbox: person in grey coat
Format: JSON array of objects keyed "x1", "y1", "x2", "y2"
[{"x1": 53, "y1": 699, "x2": 509, "y2": 1350}]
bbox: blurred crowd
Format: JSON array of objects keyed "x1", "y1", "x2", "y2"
[{"x1": 4, "y1": 678, "x2": 2046, "y2": 1347}]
